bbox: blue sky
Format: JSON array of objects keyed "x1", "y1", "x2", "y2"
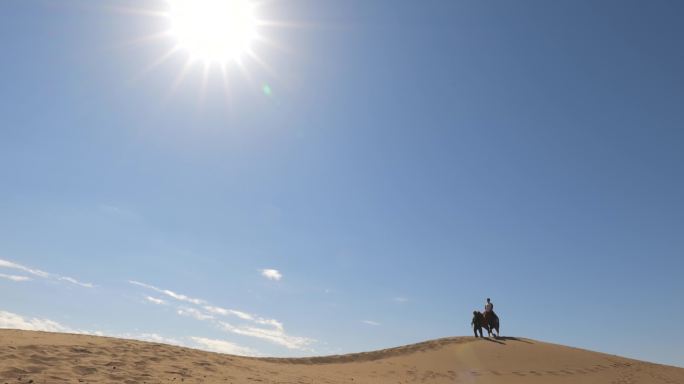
[{"x1": 1, "y1": 0, "x2": 683, "y2": 367}]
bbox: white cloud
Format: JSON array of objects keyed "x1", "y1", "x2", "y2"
[
  {"x1": 227, "y1": 309, "x2": 254, "y2": 320},
  {"x1": 260, "y1": 269, "x2": 282, "y2": 281},
  {"x1": 189, "y1": 337, "x2": 258, "y2": 356},
  {"x1": 205, "y1": 306, "x2": 253, "y2": 320},
  {"x1": 59, "y1": 276, "x2": 94, "y2": 288},
  {"x1": 255, "y1": 318, "x2": 284, "y2": 331},
  {"x1": 0, "y1": 310, "x2": 262, "y2": 356},
  {"x1": 0, "y1": 258, "x2": 94, "y2": 288},
  {"x1": 218, "y1": 321, "x2": 313, "y2": 350},
  {"x1": 129, "y1": 281, "x2": 206, "y2": 305},
  {"x1": 177, "y1": 307, "x2": 214, "y2": 321},
  {"x1": 118, "y1": 332, "x2": 184, "y2": 347},
  {"x1": 204, "y1": 306, "x2": 283, "y2": 331},
  {"x1": 203, "y1": 305, "x2": 228, "y2": 316},
  {"x1": 392, "y1": 297, "x2": 409, "y2": 303},
  {"x1": 362, "y1": 320, "x2": 381, "y2": 326},
  {"x1": 132, "y1": 280, "x2": 313, "y2": 350},
  {"x1": 0, "y1": 273, "x2": 31, "y2": 282},
  {"x1": 0, "y1": 310, "x2": 104, "y2": 336},
  {"x1": 0, "y1": 310, "x2": 72, "y2": 332},
  {"x1": 145, "y1": 296, "x2": 166, "y2": 305},
  {"x1": 128, "y1": 280, "x2": 156, "y2": 290},
  {"x1": 163, "y1": 290, "x2": 205, "y2": 305},
  {"x1": 0, "y1": 259, "x2": 50, "y2": 278}
]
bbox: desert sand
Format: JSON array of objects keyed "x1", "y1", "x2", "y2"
[{"x1": 1, "y1": 329, "x2": 682, "y2": 384}]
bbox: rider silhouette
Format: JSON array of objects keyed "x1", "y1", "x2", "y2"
[
  {"x1": 483, "y1": 298, "x2": 499, "y2": 336},
  {"x1": 471, "y1": 311, "x2": 484, "y2": 337},
  {"x1": 485, "y1": 298, "x2": 494, "y2": 314}
]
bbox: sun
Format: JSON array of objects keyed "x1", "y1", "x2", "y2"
[
  {"x1": 167, "y1": 0, "x2": 258, "y2": 64},
  {"x1": 113, "y1": 0, "x2": 289, "y2": 94}
]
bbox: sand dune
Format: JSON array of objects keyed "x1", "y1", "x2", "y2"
[{"x1": 1, "y1": 329, "x2": 682, "y2": 383}]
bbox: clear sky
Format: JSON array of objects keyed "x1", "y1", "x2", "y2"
[{"x1": 1, "y1": 0, "x2": 683, "y2": 367}]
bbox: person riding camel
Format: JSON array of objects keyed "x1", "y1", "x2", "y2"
[
  {"x1": 484, "y1": 298, "x2": 494, "y2": 314},
  {"x1": 483, "y1": 298, "x2": 499, "y2": 332}
]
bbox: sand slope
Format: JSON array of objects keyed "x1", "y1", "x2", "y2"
[{"x1": 1, "y1": 329, "x2": 682, "y2": 383}]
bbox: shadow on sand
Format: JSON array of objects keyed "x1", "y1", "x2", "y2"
[{"x1": 481, "y1": 336, "x2": 533, "y2": 345}]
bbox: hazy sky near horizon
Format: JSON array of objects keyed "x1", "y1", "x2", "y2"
[{"x1": 1, "y1": 0, "x2": 683, "y2": 367}]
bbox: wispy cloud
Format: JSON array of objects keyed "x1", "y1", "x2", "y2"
[
  {"x1": 260, "y1": 269, "x2": 282, "y2": 281},
  {"x1": 218, "y1": 321, "x2": 313, "y2": 350},
  {"x1": 129, "y1": 280, "x2": 206, "y2": 305},
  {"x1": 392, "y1": 297, "x2": 409, "y2": 303},
  {"x1": 0, "y1": 310, "x2": 72, "y2": 332},
  {"x1": 145, "y1": 296, "x2": 166, "y2": 305},
  {"x1": 131, "y1": 280, "x2": 313, "y2": 350},
  {"x1": 0, "y1": 310, "x2": 259, "y2": 356},
  {"x1": 204, "y1": 306, "x2": 251, "y2": 319},
  {"x1": 189, "y1": 337, "x2": 258, "y2": 356},
  {"x1": 177, "y1": 307, "x2": 214, "y2": 321},
  {"x1": 117, "y1": 332, "x2": 184, "y2": 346},
  {"x1": 204, "y1": 305, "x2": 284, "y2": 330},
  {"x1": 58, "y1": 276, "x2": 94, "y2": 288},
  {"x1": 0, "y1": 273, "x2": 31, "y2": 282},
  {"x1": 362, "y1": 320, "x2": 381, "y2": 326},
  {"x1": 0, "y1": 258, "x2": 94, "y2": 288},
  {"x1": 0, "y1": 259, "x2": 50, "y2": 278},
  {"x1": 0, "y1": 310, "x2": 102, "y2": 336}
]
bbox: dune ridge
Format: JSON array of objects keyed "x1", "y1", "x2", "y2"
[{"x1": 1, "y1": 329, "x2": 682, "y2": 383}]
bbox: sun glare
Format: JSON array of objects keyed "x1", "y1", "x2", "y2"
[
  {"x1": 168, "y1": 0, "x2": 258, "y2": 64},
  {"x1": 118, "y1": 0, "x2": 288, "y2": 95}
]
